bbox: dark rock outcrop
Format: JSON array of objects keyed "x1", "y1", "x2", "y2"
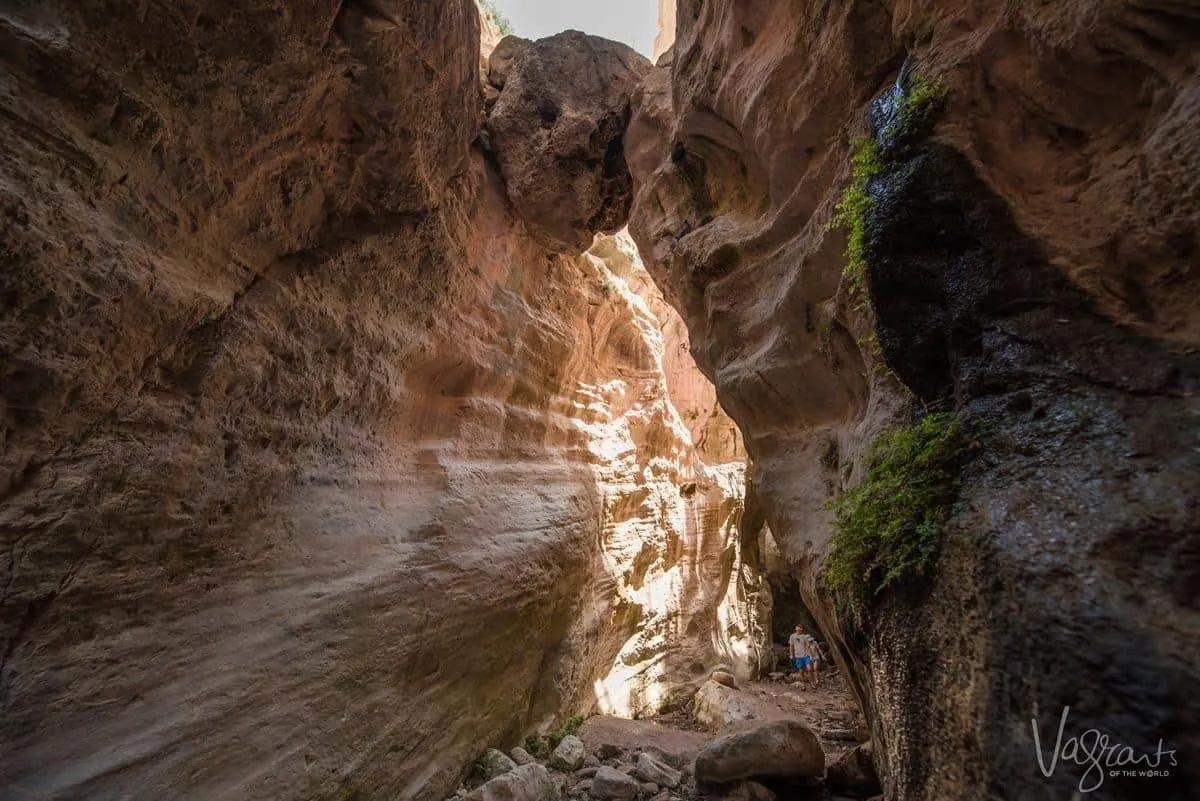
[
  {"x1": 486, "y1": 31, "x2": 651, "y2": 252},
  {"x1": 626, "y1": 1, "x2": 1200, "y2": 800},
  {"x1": 826, "y1": 741, "x2": 881, "y2": 798}
]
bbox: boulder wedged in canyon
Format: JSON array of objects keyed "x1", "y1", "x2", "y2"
[
  {"x1": 485, "y1": 31, "x2": 652, "y2": 253},
  {"x1": 0, "y1": 2, "x2": 761, "y2": 800},
  {"x1": 626, "y1": 1, "x2": 1199, "y2": 800}
]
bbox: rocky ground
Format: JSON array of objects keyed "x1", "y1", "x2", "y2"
[{"x1": 453, "y1": 665, "x2": 880, "y2": 801}]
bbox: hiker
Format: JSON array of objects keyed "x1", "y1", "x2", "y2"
[{"x1": 789, "y1": 624, "x2": 821, "y2": 687}]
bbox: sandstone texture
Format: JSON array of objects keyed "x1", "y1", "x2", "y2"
[
  {"x1": 486, "y1": 32, "x2": 651, "y2": 253},
  {"x1": 0, "y1": 3, "x2": 760, "y2": 801},
  {"x1": 625, "y1": 1, "x2": 1199, "y2": 800},
  {"x1": 653, "y1": 0, "x2": 677, "y2": 62}
]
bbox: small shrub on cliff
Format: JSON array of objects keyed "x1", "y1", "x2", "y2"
[
  {"x1": 831, "y1": 74, "x2": 947, "y2": 297},
  {"x1": 830, "y1": 137, "x2": 883, "y2": 294},
  {"x1": 548, "y1": 715, "x2": 584, "y2": 748},
  {"x1": 895, "y1": 74, "x2": 949, "y2": 139},
  {"x1": 522, "y1": 715, "x2": 586, "y2": 757},
  {"x1": 524, "y1": 734, "x2": 550, "y2": 759},
  {"x1": 824, "y1": 412, "x2": 976, "y2": 611},
  {"x1": 478, "y1": 0, "x2": 514, "y2": 35}
]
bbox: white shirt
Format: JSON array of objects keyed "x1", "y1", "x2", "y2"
[{"x1": 789, "y1": 632, "x2": 816, "y2": 658}]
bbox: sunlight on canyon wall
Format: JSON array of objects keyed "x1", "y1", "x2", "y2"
[{"x1": 579, "y1": 232, "x2": 768, "y2": 719}]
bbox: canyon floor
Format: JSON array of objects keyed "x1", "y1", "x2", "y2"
[{"x1": 457, "y1": 666, "x2": 875, "y2": 801}]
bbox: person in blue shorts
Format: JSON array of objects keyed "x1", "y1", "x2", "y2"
[{"x1": 788, "y1": 624, "x2": 821, "y2": 687}]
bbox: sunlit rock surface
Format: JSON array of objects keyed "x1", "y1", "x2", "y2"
[{"x1": 0, "y1": 3, "x2": 760, "y2": 800}]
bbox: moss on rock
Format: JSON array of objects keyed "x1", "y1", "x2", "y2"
[
  {"x1": 823, "y1": 412, "x2": 977, "y2": 611},
  {"x1": 831, "y1": 74, "x2": 948, "y2": 298}
]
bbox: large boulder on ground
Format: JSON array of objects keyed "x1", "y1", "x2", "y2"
[
  {"x1": 632, "y1": 752, "x2": 681, "y2": 788},
  {"x1": 479, "y1": 748, "x2": 519, "y2": 780},
  {"x1": 694, "y1": 720, "x2": 824, "y2": 784},
  {"x1": 825, "y1": 742, "x2": 881, "y2": 797},
  {"x1": 467, "y1": 763, "x2": 560, "y2": 801},
  {"x1": 693, "y1": 680, "x2": 760, "y2": 729},
  {"x1": 550, "y1": 735, "x2": 587, "y2": 772},
  {"x1": 486, "y1": 31, "x2": 651, "y2": 253},
  {"x1": 588, "y1": 766, "x2": 641, "y2": 801}
]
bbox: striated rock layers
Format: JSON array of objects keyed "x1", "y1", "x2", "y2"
[
  {"x1": 0, "y1": 3, "x2": 759, "y2": 801},
  {"x1": 627, "y1": 1, "x2": 1199, "y2": 800}
]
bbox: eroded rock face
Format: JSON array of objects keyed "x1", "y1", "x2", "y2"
[
  {"x1": 626, "y1": 1, "x2": 1199, "y2": 800},
  {"x1": 653, "y1": 0, "x2": 676, "y2": 62},
  {"x1": 572, "y1": 232, "x2": 770, "y2": 719},
  {"x1": 486, "y1": 31, "x2": 652, "y2": 253},
  {"x1": 0, "y1": 3, "x2": 757, "y2": 801}
]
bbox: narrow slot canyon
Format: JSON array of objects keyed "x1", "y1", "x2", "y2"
[{"x1": 0, "y1": 2, "x2": 1197, "y2": 801}]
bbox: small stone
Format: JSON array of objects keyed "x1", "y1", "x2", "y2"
[
  {"x1": 511, "y1": 746, "x2": 537, "y2": 766},
  {"x1": 768, "y1": 672, "x2": 783, "y2": 681},
  {"x1": 710, "y1": 670, "x2": 739, "y2": 689},
  {"x1": 616, "y1": 764, "x2": 636, "y2": 775},
  {"x1": 589, "y1": 766, "x2": 641, "y2": 801},
  {"x1": 632, "y1": 753, "x2": 681, "y2": 789},
  {"x1": 551, "y1": 736, "x2": 587, "y2": 772},
  {"x1": 576, "y1": 767, "x2": 600, "y2": 779},
  {"x1": 583, "y1": 754, "x2": 601, "y2": 769},
  {"x1": 640, "y1": 783, "x2": 659, "y2": 795},
  {"x1": 478, "y1": 749, "x2": 519, "y2": 781},
  {"x1": 649, "y1": 793, "x2": 670, "y2": 801},
  {"x1": 573, "y1": 780, "x2": 593, "y2": 795}
]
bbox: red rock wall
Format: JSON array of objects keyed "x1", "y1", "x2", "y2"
[{"x1": 0, "y1": 3, "x2": 762, "y2": 800}]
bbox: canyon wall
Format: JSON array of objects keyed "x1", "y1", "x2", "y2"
[
  {"x1": 0, "y1": 3, "x2": 759, "y2": 800},
  {"x1": 653, "y1": 0, "x2": 676, "y2": 62},
  {"x1": 627, "y1": 1, "x2": 1198, "y2": 799}
]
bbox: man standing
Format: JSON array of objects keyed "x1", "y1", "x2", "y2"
[{"x1": 788, "y1": 624, "x2": 821, "y2": 687}]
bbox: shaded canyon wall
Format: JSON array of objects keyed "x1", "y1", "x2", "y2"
[{"x1": 626, "y1": 1, "x2": 1199, "y2": 799}]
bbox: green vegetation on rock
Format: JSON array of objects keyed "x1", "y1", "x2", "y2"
[
  {"x1": 824, "y1": 412, "x2": 975, "y2": 611},
  {"x1": 831, "y1": 74, "x2": 948, "y2": 296},
  {"x1": 893, "y1": 74, "x2": 949, "y2": 140},
  {"x1": 831, "y1": 137, "x2": 883, "y2": 295},
  {"x1": 522, "y1": 715, "x2": 585, "y2": 758},
  {"x1": 478, "y1": 0, "x2": 514, "y2": 36}
]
